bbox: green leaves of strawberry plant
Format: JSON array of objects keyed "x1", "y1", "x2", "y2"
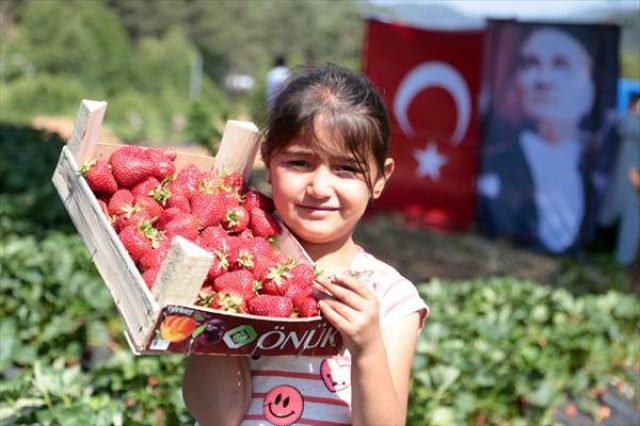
[{"x1": 408, "y1": 278, "x2": 640, "y2": 426}]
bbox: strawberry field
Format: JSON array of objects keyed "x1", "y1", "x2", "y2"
[{"x1": 1, "y1": 125, "x2": 639, "y2": 425}]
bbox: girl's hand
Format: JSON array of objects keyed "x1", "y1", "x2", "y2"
[{"x1": 315, "y1": 272, "x2": 382, "y2": 356}]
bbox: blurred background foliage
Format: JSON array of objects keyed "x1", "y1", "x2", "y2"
[
  {"x1": 0, "y1": 0, "x2": 366, "y2": 149},
  {"x1": 2, "y1": 0, "x2": 638, "y2": 150}
]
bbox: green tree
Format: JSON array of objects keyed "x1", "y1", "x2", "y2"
[{"x1": 6, "y1": 0, "x2": 133, "y2": 95}]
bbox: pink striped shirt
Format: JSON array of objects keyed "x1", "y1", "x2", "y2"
[{"x1": 241, "y1": 248, "x2": 428, "y2": 426}]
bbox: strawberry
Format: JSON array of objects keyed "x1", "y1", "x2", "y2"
[
  {"x1": 261, "y1": 262, "x2": 291, "y2": 296},
  {"x1": 199, "y1": 225, "x2": 229, "y2": 251},
  {"x1": 133, "y1": 195, "x2": 163, "y2": 219},
  {"x1": 163, "y1": 212, "x2": 200, "y2": 242},
  {"x1": 191, "y1": 193, "x2": 226, "y2": 229},
  {"x1": 295, "y1": 296, "x2": 319, "y2": 318},
  {"x1": 109, "y1": 145, "x2": 156, "y2": 188},
  {"x1": 213, "y1": 269, "x2": 260, "y2": 301},
  {"x1": 198, "y1": 171, "x2": 225, "y2": 195},
  {"x1": 195, "y1": 283, "x2": 216, "y2": 307},
  {"x1": 171, "y1": 164, "x2": 202, "y2": 198},
  {"x1": 118, "y1": 221, "x2": 161, "y2": 263},
  {"x1": 249, "y1": 207, "x2": 281, "y2": 239},
  {"x1": 228, "y1": 247, "x2": 255, "y2": 271},
  {"x1": 97, "y1": 199, "x2": 110, "y2": 217},
  {"x1": 139, "y1": 240, "x2": 171, "y2": 272},
  {"x1": 288, "y1": 262, "x2": 316, "y2": 288},
  {"x1": 242, "y1": 190, "x2": 275, "y2": 213},
  {"x1": 147, "y1": 148, "x2": 176, "y2": 180},
  {"x1": 155, "y1": 207, "x2": 183, "y2": 231},
  {"x1": 142, "y1": 267, "x2": 160, "y2": 290},
  {"x1": 221, "y1": 170, "x2": 245, "y2": 192},
  {"x1": 80, "y1": 159, "x2": 118, "y2": 194},
  {"x1": 113, "y1": 210, "x2": 153, "y2": 233},
  {"x1": 165, "y1": 191, "x2": 192, "y2": 213},
  {"x1": 209, "y1": 290, "x2": 247, "y2": 313},
  {"x1": 222, "y1": 206, "x2": 249, "y2": 233},
  {"x1": 131, "y1": 176, "x2": 160, "y2": 198},
  {"x1": 248, "y1": 295, "x2": 293, "y2": 318},
  {"x1": 206, "y1": 250, "x2": 230, "y2": 280},
  {"x1": 108, "y1": 189, "x2": 134, "y2": 216}
]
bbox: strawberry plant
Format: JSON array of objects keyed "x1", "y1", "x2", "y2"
[{"x1": 408, "y1": 278, "x2": 640, "y2": 425}]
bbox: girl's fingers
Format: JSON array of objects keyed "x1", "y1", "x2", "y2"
[{"x1": 318, "y1": 273, "x2": 373, "y2": 301}]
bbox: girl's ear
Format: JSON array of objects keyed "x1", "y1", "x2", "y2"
[{"x1": 371, "y1": 158, "x2": 395, "y2": 199}]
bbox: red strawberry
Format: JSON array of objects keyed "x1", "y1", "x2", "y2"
[
  {"x1": 165, "y1": 191, "x2": 192, "y2": 213},
  {"x1": 171, "y1": 164, "x2": 202, "y2": 198},
  {"x1": 139, "y1": 240, "x2": 171, "y2": 272},
  {"x1": 198, "y1": 171, "x2": 225, "y2": 195},
  {"x1": 133, "y1": 195, "x2": 163, "y2": 219},
  {"x1": 261, "y1": 262, "x2": 291, "y2": 296},
  {"x1": 163, "y1": 212, "x2": 200, "y2": 242},
  {"x1": 80, "y1": 159, "x2": 118, "y2": 194},
  {"x1": 131, "y1": 176, "x2": 160, "y2": 198},
  {"x1": 222, "y1": 206, "x2": 249, "y2": 233},
  {"x1": 249, "y1": 207, "x2": 281, "y2": 239},
  {"x1": 155, "y1": 207, "x2": 183, "y2": 231},
  {"x1": 191, "y1": 193, "x2": 226, "y2": 228},
  {"x1": 285, "y1": 282, "x2": 314, "y2": 307},
  {"x1": 142, "y1": 267, "x2": 160, "y2": 290},
  {"x1": 113, "y1": 210, "x2": 153, "y2": 233},
  {"x1": 118, "y1": 221, "x2": 161, "y2": 263},
  {"x1": 295, "y1": 296, "x2": 319, "y2": 318},
  {"x1": 242, "y1": 190, "x2": 275, "y2": 213},
  {"x1": 213, "y1": 269, "x2": 260, "y2": 301},
  {"x1": 108, "y1": 189, "x2": 134, "y2": 216},
  {"x1": 210, "y1": 290, "x2": 247, "y2": 313},
  {"x1": 199, "y1": 225, "x2": 229, "y2": 251},
  {"x1": 228, "y1": 246, "x2": 255, "y2": 271},
  {"x1": 147, "y1": 148, "x2": 176, "y2": 180},
  {"x1": 195, "y1": 283, "x2": 216, "y2": 307},
  {"x1": 97, "y1": 199, "x2": 110, "y2": 217},
  {"x1": 206, "y1": 250, "x2": 230, "y2": 280},
  {"x1": 109, "y1": 145, "x2": 156, "y2": 188},
  {"x1": 221, "y1": 170, "x2": 245, "y2": 192},
  {"x1": 288, "y1": 263, "x2": 316, "y2": 288},
  {"x1": 248, "y1": 295, "x2": 293, "y2": 318}
]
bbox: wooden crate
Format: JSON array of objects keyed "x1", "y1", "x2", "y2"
[{"x1": 52, "y1": 100, "x2": 341, "y2": 357}]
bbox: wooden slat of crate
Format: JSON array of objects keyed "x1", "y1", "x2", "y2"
[{"x1": 52, "y1": 146, "x2": 159, "y2": 343}]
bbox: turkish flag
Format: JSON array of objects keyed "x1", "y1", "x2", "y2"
[{"x1": 363, "y1": 18, "x2": 485, "y2": 231}]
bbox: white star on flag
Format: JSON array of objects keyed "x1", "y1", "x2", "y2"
[{"x1": 414, "y1": 142, "x2": 447, "y2": 180}]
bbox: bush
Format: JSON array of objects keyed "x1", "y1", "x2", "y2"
[{"x1": 408, "y1": 278, "x2": 640, "y2": 425}]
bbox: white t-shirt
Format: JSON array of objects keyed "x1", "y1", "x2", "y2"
[
  {"x1": 266, "y1": 66, "x2": 290, "y2": 107},
  {"x1": 520, "y1": 130, "x2": 584, "y2": 253},
  {"x1": 241, "y1": 248, "x2": 428, "y2": 426}
]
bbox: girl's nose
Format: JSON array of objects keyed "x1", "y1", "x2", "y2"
[{"x1": 306, "y1": 166, "x2": 334, "y2": 198}]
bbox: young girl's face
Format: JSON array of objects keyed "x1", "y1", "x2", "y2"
[{"x1": 267, "y1": 122, "x2": 391, "y2": 250}]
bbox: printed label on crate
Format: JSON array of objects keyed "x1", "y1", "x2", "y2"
[{"x1": 146, "y1": 305, "x2": 342, "y2": 357}]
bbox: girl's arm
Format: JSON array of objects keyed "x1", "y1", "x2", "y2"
[
  {"x1": 318, "y1": 275, "x2": 421, "y2": 426},
  {"x1": 182, "y1": 355, "x2": 252, "y2": 426}
]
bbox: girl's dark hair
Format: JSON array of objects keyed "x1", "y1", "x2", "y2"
[{"x1": 261, "y1": 64, "x2": 390, "y2": 193}]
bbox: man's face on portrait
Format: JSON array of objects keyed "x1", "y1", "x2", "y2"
[{"x1": 516, "y1": 28, "x2": 594, "y2": 125}]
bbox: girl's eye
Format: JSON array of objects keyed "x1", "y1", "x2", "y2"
[{"x1": 286, "y1": 160, "x2": 309, "y2": 168}]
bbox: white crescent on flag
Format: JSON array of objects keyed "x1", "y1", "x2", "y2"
[{"x1": 393, "y1": 61, "x2": 471, "y2": 145}]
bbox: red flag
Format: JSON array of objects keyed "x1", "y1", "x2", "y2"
[{"x1": 363, "y1": 17, "x2": 484, "y2": 231}]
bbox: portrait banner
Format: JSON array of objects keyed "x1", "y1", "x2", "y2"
[
  {"x1": 363, "y1": 17, "x2": 485, "y2": 231},
  {"x1": 476, "y1": 19, "x2": 620, "y2": 255}
]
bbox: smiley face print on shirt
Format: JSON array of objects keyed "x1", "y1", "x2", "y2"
[
  {"x1": 320, "y1": 357, "x2": 351, "y2": 393},
  {"x1": 263, "y1": 385, "x2": 304, "y2": 426}
]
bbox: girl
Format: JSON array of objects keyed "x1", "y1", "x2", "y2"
[{"x1": 183, "y1": 64, "x2": 428, "y2": 426}]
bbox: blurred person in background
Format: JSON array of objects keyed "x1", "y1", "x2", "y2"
[
  {"x1": 478, "y1": 26, "x2": 601, "y2": 254},
  {"x1": 265, "y1": 54, "x2": 290, "y2": 109}
]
